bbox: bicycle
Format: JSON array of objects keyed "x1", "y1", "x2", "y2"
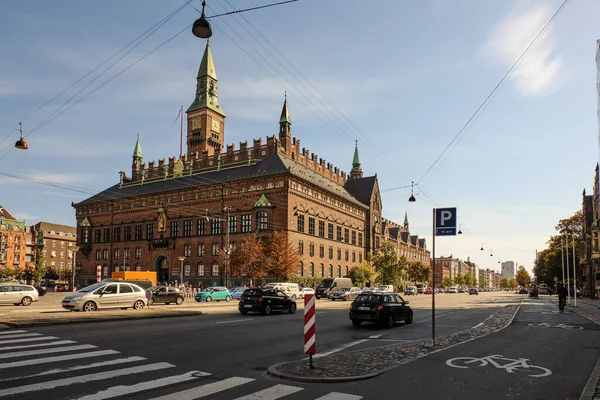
[
  {"x1": 528, "y1": 322, "x2": 583, "y2": 330},
  {"x1": 446, "y1": 354, "x2": 552, "y2": 377}
]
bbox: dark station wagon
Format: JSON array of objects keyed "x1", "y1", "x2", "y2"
[
  {"x1": 349, "y1": 292, "x2": 413, "y2": 328},
  {"x1": 238, "y1": 288, "x2": 297, "y2": 315}
]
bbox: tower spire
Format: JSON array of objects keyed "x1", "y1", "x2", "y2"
[
  {"x1": 279, "y1": 93, "x2": 292, "y2": 151},
  {"x1": 132, "y1": 133, "x2": 143, "y2": 180},
  {"x1": 404, "y1": 210, "x2": 409, "y2": 230},
  {"x1": 350, "y1": 140, "x2": 363, "y2": 179},
  {"x1": 132, "y1": 133, "x2": 143, "y2": 159},
  {"x1": 187, "y1": 41, "x2": 225, "y2": 116}
]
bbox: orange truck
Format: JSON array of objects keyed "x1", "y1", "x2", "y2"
[{"x1": 111, "y1": 271, "x2": 157, "y2": 287}]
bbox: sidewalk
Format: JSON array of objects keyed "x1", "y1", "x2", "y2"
[{"x1": 268, "y1": 302, "x2": 521, "y2": 382}]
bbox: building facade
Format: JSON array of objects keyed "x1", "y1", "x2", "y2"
[
  {"x1": 501, "y1": 261, "x2": 515, "y2": 280},
  {"x1": 33, "y1": 222, "x2": 77, "y2": 275},
  {"x1": 72, "y1": 43, "x2": 430, "y2": 287},
  {"x1": 0, "y1": 205, "x2": 28, "y2": 276}
]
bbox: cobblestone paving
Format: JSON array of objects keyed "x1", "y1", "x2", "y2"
[{"x1": 269, "y1": 304, "x2": 520, "y2": 381}]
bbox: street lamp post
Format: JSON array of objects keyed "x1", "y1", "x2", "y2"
[
  {"x1": 178, "y1": 256, "x2": 185, "y2": 286},
  {"x1": 68, "y1": 245, "x2": 79, "y2": 291},
  {"x1": 224, "y1": 206, "x2": 231, "y2": 288}
]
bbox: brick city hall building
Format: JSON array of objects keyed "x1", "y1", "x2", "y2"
[{"x1": 73, "y1": 43, "x2": 430, "y2": 287}]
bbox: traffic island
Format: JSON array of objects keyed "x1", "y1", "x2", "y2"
[
  {"x1": 268, "y1": 303, "x2": 521, "y2": 382},
  {"x1": 0, "y1": 308, "x2": 203, "y2": 328}
]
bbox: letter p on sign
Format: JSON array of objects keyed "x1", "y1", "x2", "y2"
[{"x1": 435, "y1": 208, "x2": 457, "y2": 236}]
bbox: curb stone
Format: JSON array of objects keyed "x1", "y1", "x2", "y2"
[
  {"x1": 0, "y1": 311, "x2": 203, "y2": 328},
  {"x1": 268, "y1": 302, "x2": 522, "y2": 383}
]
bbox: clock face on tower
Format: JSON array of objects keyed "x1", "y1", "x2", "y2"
[
  {"x1": 190, "y1": 118, "x2": 201, "y2": 131},
  {"x1": 211, "y1": 119, "x2": 220, "y2": 132}
]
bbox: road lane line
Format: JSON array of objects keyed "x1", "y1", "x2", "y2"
[
  {"x1": 307, "y1": 339, "x2": 369, "y2": 360},
  {"x1": 0, "y1": 350, "x2": 120, "y2": 370},
  {"x1": 233, "y1": 384, "x2": 303, "y2": 400},
  {"x1": 315, "y1": 392, "x2": 363, "y2": 400},
  {"x1": 148, "y1": 377, "x2": 255, "y2": 400},
  {"x1": 0, "y1": 330, "x2": 27, "y2": 335},
  {"x1": 0, "y1": 362, "x2": 175, "y2": 397},
  {"x1": 73, "y1": 370, "x2": 205, "y2": 400},
  {"x1": 0, "y1": 332, "x2": 41, "y2": 339},
  {"x1": 0, "y1": 339, "x2": 76, "y2": 351},
  {"x1": 0, "y1": 344, "x2": 96, "y2": 359},
  {"x1": 0, "y1": 336, "x2": 59, "y2": 345},
  {"x1": 216, "y1": 319, "x2": 254, "y2": 324},
  {"x1": 0, "y1": 356, "x2": 146, "y2": 382},
  {"x1": 472, "y1": 322, "x2": 484, "y2": 329},
  {"x1": 369, "y1": 334, "x2": 383, "y2": 339}
]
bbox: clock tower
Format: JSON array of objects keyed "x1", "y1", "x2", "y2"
[{"x1": 186, "y1": 41, "x2": 226, "y2": 158}]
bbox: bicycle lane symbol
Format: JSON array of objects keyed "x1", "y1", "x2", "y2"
[{"x1": 446, "y1": 354, "x2": 552, "y2": 377}]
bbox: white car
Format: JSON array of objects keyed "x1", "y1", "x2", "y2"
[
  {"x1": 447, "y1": 287, "x2": 458, "y2": 294},
  {"x1": 299, "y1": 287, "x2": 315, "y2": 299},
  {"x1": 0, "y1": 283, "x2": 39, "y2": 306}
]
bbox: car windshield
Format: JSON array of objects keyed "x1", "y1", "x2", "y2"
[
  {"x1": 201, "y1": 288, "x2": 214, "y2": 292},
  {"x1": 243, "y1": 289, "x2": 263, "y2": 296},
  {"x1": 318, "y1": 279, "x2": 333, "y2": 288},
  {"x1": 78, "y1": 283, "x2": 105, "y2": 293},
  {"x1": 354, "y1": 294, "x2": 380, "y2": 304}
]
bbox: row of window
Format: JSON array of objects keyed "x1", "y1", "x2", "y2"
[
  {"x1": 297, "y1": 241, "x2": 363, "y2": 263},
  {"x1": 296, "y1": 215, "x2": 363, "y2": 246},
  {"x1": 182, "y1": 263, "x2": 219, "y2": 276},
  {"x1": 84, "y1": 212, "x2": 269, "y2": 244},
  {"x1": 298, "y1": 263, "x2": 350, "y2": 278},
  {"x1": 95, "y1": 242, "x2": 232, "y2": 261}
]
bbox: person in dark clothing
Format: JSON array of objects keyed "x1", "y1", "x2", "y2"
[{"x1": 557, "y1": 283, "x2": 567, "y2": 312}]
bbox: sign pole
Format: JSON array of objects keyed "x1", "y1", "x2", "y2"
[
  {"x1": 572, "y1": 234, "x2": 577, "y2": 307},
  {"x1": 432, "y1": 208, "x2": 436, "y2": 347}
]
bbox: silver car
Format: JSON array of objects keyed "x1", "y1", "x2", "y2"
[
  {"x1": 62, "y1": 282, "x2": 147, "y2": 312},
  {"x1": 0, "y1": 284, "x2": 39, "y2": 306}
]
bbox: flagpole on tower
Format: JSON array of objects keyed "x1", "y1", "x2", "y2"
[{"x1": 174, "y1": 106, "x2": 184, "y2": 160}]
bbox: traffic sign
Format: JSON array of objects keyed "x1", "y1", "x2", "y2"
[{"x1": 435, "y1": 207, "x2": 457, "y2": 236}]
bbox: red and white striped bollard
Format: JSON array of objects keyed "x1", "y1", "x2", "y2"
[
  {"x1": 304, "y1": 293, "x2": 316, "y2": 368},
  {"x1": 96, "y1": 265, "x2": 102, "y2": 283}
]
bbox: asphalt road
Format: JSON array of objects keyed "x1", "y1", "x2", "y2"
[{"x1": 0, "y1": 292, "x2": 566, "y2": 399}]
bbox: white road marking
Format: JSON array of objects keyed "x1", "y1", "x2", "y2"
[
  {"x1": 307, "y1": 339, "x2": 369, "y2": 360},
  {"x1": 0, "y1": 336, "x2": 59, "y2": 345},
  {"x1": 315, "y1": 393, "x2": 363, "y2": 400},
  {"x1": 0, "y1": 332, "x2": 41, "y2": 339},
  {"x1": 472, "y1": 322, "x2": 484, "y2": 329},
  {"x1": 0, "y1": 330, "x2": 27, "y2": 335},
  {"x1": 148, "y1": 377, "x2": 255, "y2": 400},
  {"x1": 0, "y1": 340, "x2": 76, "y2": 351},
  {"x1": 0, "y1": 362, "x2": 175, "y2": 397},
  {"x1": 0, "y1": 350, "x2": 119, "y2": 370},
  {"x1": 216, "y1": 319, "x2": 254, "y2": 324},
  {"x1": 0, "y1": 344, "x2": 96, "y2": 359},
  {"x1": 369, "y1": 334, "x2": 383, "y2": 339},
  {"x1": 73, "y1": 371, "x2": 205, "y2": 400},
  {"x1": 233, "y1": 384, "x2": 303, "y2": 400},
  {"x1": 0, "y1": 356, "x2": 146, "y2": 382}
]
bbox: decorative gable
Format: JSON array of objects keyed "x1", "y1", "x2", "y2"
[{"x1": 254, "y1": 194, "x2": 274, "y2": 208}]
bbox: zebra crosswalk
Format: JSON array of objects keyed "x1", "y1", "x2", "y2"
[{"x1": 0, "y1": 328, "x2": 363, "y2": 400}]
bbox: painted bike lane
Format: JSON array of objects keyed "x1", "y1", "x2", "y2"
[{"x1": 352, "y1": 298, "x2": 600, "y2": 400}]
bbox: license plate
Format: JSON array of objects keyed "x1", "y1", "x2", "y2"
[
  {"x1": 244, "y1": 305, "x2": 252, "y2": 308},
  {"x1": 358, "y1": 306, "x2": 370, "y2": 311}
]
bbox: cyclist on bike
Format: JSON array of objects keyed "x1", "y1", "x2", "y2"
[{"x1": 557, "y1": 283, "x2": 567, "y2": 312}]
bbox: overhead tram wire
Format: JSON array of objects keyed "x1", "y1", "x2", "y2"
[
  {"x1": 0, "y1": 2, "x2": 192, "y2": 153},
  {"x1": 416, "y1": 0, "x2": 570, "y2": 187},
  {"x1": 212, "y1": 0, "x2": 412, "y2": 184}
]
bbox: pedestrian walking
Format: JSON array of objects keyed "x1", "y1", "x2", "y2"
[
  {"x1": 145, "y1": 288, "x2": 152, "y2": 309},
  {"x1": 558, "y1": 283, "x2": 567, "y2": 312}
]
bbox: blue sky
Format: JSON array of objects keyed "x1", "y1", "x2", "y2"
[{"x1": 1, "y1": 0, "x2": 598, "y2": 275}]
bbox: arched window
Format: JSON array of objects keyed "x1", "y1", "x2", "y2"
[
  {"x1": 337, "y1": 265, "x2": 342, "y2": 278},
  {"x1": 320, "y1": 264, "x2": 325, "y2": 277},
  {"x1": 329, "y1": 265, "x2": 333, "y2": 277},
  {"x1": 298, "y1": 261, "x2": 304, "y2": 276},
  {"x1": 345, "y1": 266, "x2": 349, "y2": 276},
  {"x1": 197, "y1": 263, "x2": 205, "y2": 276},
  {"x1": 309, "y1": 263, "x2": 315, "y2": 277}
]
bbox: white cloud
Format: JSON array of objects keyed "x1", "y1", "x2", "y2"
[
  {"x1": 11, "y1": 213, "x2": 39, "y2": 222},
  {"x1": 481, "y1": 3, "x2": 563, "y2": 96}
]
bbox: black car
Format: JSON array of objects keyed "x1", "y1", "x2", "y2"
[
  {"x1": 238, "y1": 288, "x2": 296, "y2": 315},
  {"x1": 147, "y1": 286, "x2": 185, "y2": 305},
  {"x1": 349, "y1": 292, "x2": 413, "y2": 328}
]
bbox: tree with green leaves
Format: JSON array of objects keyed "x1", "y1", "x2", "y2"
[
  {"x1": 454, "y1": 274, "x2": 464, "y2": 287},
  {"x1": 479, "y1": 274, "x2": 487, "y2": 289},
  {"x1": 500, "y1": 278, "x2": 510, "y2": 289},
  {"x1": 371, "y1": 242, "x2": 404, "y2": 288},
  {"x1": 516, "y1": 266, "x2": 531, "y2": 287},
  {"x1": 464, "y1": 273, "x2": 473, "y2": 287},
  {"x1": 348, "y1": 261, "x2": 376, "y2": 287},
  {"x1": 509, "y1": 278, "x2": 517, "y2": 288},
  {"x1": 441, "y1": 277, "x2": 454, "y2": 288}
]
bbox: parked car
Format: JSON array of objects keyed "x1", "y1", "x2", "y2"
[
  {"x1": 378, "y1": 285, "x2": 394, "y2": 292},
  {"x1": 55, "y1": 284, "x2": 67, "y2": 292},
  {"x1": 437, "y1": 288, "x2": 445, "y2": 294},
  {"x1": 62, "y1": 282, "x2": 147, "y2": 312},
  {"x1": 404, "y1": 286, "x2": 417, "y2": 296},
  {"x1": 195, "y1": 286, "x2": 231, "y2": 302},
  {"x1": 0, "y1": 284, "x2": 40, "y2": 306},
  {"x1": 299, "y1": 287, "x2": 315, "y2": 299},
  {"x1": 229, "y1": 287, "x2": 248, "y2": 300},
  {"x1": 424, "y1": 288, "x2": 434, "y2": 295},
  {"x1": 447, "y1": 287, "x2": 458, "y2": 294},
  {"x1": 469, "y1": 288, "x2": 479, "y2": 295},
  {"x1": 147, "y1": 286, "x2": 184, "y2": 305},
  {"x1": 316, "y1": 277, "x2": 353, "y2": 299},
  {"x1": 330, "y1": 287, "x2": 362, "y2": 301},
  {"x1": 458, "y1": 287, "x2": 466, "y2": 293},
  {"x1": 349, "y1": 292, "x2": 413, "y2": 328},
  {"x1": 262, "y1": 282, "x2": 300, "y2": 300},
  {"x1": 238, "y1": 288, "x2": 296, "y2": 315}
]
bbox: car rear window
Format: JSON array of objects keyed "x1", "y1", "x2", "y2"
[
  {"x1": 354, "y1": 294, "x2": 381, "y2": 304},
  {"x1": 243, "y1": 289, "x2": 264, "y2": 296}
]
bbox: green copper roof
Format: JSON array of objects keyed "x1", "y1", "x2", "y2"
[
  {"x1": 80, "y1": 217, "x2": 92, "y2": 227},
  {"x1": 187, "y1": 42, "x2": 226, "y2": 116},
  {"x1": 279, "y1": 97, "x2": 291, "y2": 124},
  {"x1": 132, "y1": 134, "x2": 143, "y2": 159},
  {"x1": 404, "y1": 211, "x2": 409, "y2": 227},
  {"x1": 254, "y1": 194, "x2": 273, "y2": 208},
  {"x1": 351, "y1": 141, "x2": 362, "y2": 173}
]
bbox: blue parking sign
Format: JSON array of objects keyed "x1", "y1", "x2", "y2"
[{"x1": 435, "y1": 208, "x2": 457, "y2": 236}]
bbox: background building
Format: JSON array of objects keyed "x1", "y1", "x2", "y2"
[
  {"x1": 0, "y1": 205, "x2": 28, "y2": 276},
  {"x1": 33, "y1": 222, "x2": 77, "y2": 274},
  {"x1": 501, "y1": 261, "x2": 515, "y2": 280}
]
